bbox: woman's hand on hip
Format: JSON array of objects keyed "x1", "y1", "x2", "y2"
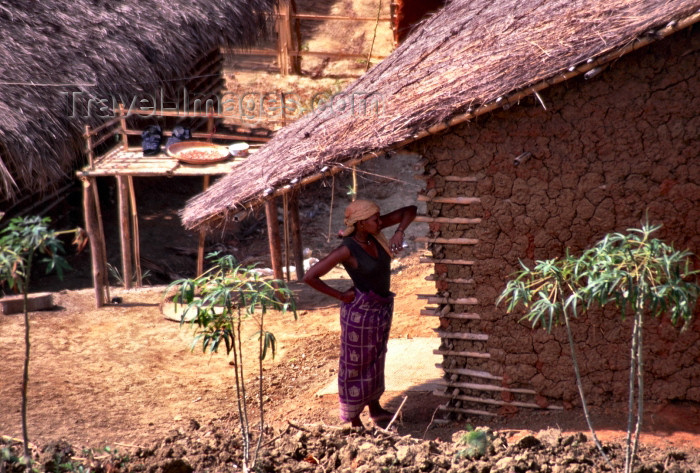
[{"x1": 340, "y1": 288, "x2": 356, "y2": 304}]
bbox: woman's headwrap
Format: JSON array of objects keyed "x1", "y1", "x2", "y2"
[{"x1": 341, "y1": 199, "x2": 393, "y2": 257}]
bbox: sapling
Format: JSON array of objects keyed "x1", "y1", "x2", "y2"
[
  {"x1": 166, "y1": 252, "x2": 296, "y2": 473},
  {"x1": 0, "y1": 216, "x2": 76, "y2": 466},
  {"x1": 499, "y1": 223, "x2": 698, "y2": 473}
]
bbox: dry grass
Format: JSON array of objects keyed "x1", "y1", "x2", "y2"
[{"x1": 0, "y1": 0, "x2": 276, "y2": 200}]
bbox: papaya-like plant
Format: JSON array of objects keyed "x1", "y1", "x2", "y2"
[
  {"x1": 166, "y1": 253, "x2": 296, "y2": 473},
  {"x1": 0, "y1": 216, "x2": 75, "y2": 466},
  {"x1": 499, "y1": 223, "x2": 698, "y2": 473}
]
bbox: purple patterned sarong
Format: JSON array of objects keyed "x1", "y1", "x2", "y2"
[{"x1": 338, "y1": 289, "x2": 394, "y2": 421}]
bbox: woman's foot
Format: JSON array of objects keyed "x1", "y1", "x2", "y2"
[
  {"x1": 368, "y1": 401, "x2": 394, "y2": 422},
  {"x1": 349, "y1": 416, "x2": 365, "y2": 428}
]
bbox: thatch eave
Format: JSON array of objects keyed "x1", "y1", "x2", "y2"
[{"x1": 181, "y1": 0, "x2": 700, "y2": 231}]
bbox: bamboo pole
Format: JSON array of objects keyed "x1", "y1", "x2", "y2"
[
  {"x1": 82, "y1": 178, "x2": 105, "y2": 307},
  {"x1": 117, "y1": 176, "x2": 133, "y2": 289},
  {"x1": 90, "y1": 179, "x2": 110, "y2": 302},
  {"x1": 196, "y1": 176, "x2": 211, "y2": 276},
  {"x1": 264, "y1": 198, "x2": 284, "y2": 280},
  {"x1": 289, "y1": 192, "x2": 304, "y2": 281},
  {"x1": 127, "y1": 176, "x2": 142, "y2": 286}
]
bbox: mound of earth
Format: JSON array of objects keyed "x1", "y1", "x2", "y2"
[{"x1": 3, "y1": 420, "x2": 698, "y2": 473}]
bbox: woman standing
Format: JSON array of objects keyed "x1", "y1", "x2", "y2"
[{"x1": 303, "y1": 199, "x2": 417, "y2": 427}]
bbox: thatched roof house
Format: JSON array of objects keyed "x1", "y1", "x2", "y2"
[
  {"x1": 182, "y1": 0, "x2": 700, "y2": 229},
  {"x1": 182, "y1": 0, "x2": 700, "y2": 415},
  {"x1": 0, "y1": 0, "x2": 274, "y2": 201}
]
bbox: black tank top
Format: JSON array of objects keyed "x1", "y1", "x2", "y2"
[{"x1": 341, "y1": 235, "x2": 391, "y2": 297}]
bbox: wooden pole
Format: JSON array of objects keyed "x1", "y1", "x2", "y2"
[
  {"x1": 118, "y1": 103, "x2": 129, "y2": 151},
  {"x1": 197, "y1": 176, "x2": 211, "y2": 276},
  {"x1": 277, "y1": 0, "x2": 291, "y2": 75},
  {"x1": 127, "y1": 176, "x2": 142, "y2": 286},
  {"x1": 90, "y1": 179, "x2": 111, "y2": 303},
  {"x1": 82, "y1": 178, "x2": 105, "y2": 307},
  {"x1": 289, "y1": 192, "x2": 305, "y2": 281},
  {"x1": 84, "y1": 125, "x2": 94, "y2": 169},
  {"x1": 117, "y1": 176, "x2": 133, "y2": 289},
  {"x1": 264, "y1": 198, "x2": 284, "y2": 280},
  {"x1": 282, "y1": 193, "x2": 291, "y2": 281}
]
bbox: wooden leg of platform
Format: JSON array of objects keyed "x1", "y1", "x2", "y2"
[
  {"x1": 117, "y1": 176, "x2": 133, "y2": 289},
  {"x1": 265, "y1": 198, "x2": 283, "y2": 280},
  {"x1": 82, "y1": 178, "x2": 105, "y2": 307},
  {"x1": 127, "y1": 176, "x2": 142, "y2": 286},
  {"x1": 90, "y1": 178, "x2": 110, "y2": 303},
  {"x1": 289, "y1": 192, "x2": 304, "y2": 281},
  {"x1": 196, "y1": 176, "x2": 211, "y2": 277}
]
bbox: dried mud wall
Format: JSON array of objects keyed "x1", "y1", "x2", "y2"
[{"x1": 415, "y1": 30, "x2": 699, "y2": 406}]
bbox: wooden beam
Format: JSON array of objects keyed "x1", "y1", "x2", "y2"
[
  {"x1": 433, "y1": 349, "x2": 490, "y2": 359},
  {"x1": 82, "y1": 179, "x2": 105, "y2": 307},
  {"x1": 437, "y1": 365, "x2": 503, "y2": 381},
  {"x1": 415, "y1": 216, "x2": 481, "y2": 224},
  {"x1": 117, "y1": 176, "x2": 133, "y2": 289},
  {"x1": 434, "y1": 330, "x2": 488, "y2": 341},
  {"x1": 127, "y1": 176, "x2": 142, "y2": 286},
  {"x1": 419, "y1": 257, "x2": 474, "y2": 265},
  {"x1": 438, "y1": 404, "x2": 497, "y2": 417},
  {"x1": 444, "y1": 176, "x2": 478, "y2": 182},
  {"x1": 415, "y1": 237, "x2": 479, "y2": 245},
  {"x1": 438, "y1": 379, "x2": 537, "y2": 395},
  {"x1": 434, "y1": 390, "x2": 563, "y2": 410},
  {"x1": 197, "y1": 176, "x2": 211, "y2": 276},
  {"x1": 289, "y1": 192, "x2": 305, "y2": 281},
  {"x1": 417, "y1": 195, "x2": 480, "y2": 205},
  {"x1": 265, "y1": 198, "x2": 284, "y2": 280},
  {"x1": 420, "y1": 309, "x2": 481, "y2": 320}
]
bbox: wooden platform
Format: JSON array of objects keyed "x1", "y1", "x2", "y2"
[{"x1": 77, "y1": 147, "x2": 253, "y2": 178}]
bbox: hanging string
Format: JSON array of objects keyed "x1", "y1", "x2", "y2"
[
  {"x1": 351, "y1": 165, "x2": 357, "y2": 202},
  {"x1": 327, "y1": 174, "x2": 335, "y2": 243}
]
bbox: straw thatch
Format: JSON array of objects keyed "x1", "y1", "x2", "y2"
[
  {"x1": 0, "y1": 0, "x2": 276, "y2": 201},
  {"x1": 182, "y1": 0, "x2": 700, "y2": 230}
]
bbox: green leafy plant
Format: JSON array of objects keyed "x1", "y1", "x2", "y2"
[
  {"x1": 455, "y1": 425, "x2": 493, "y2": 459},
  {"x1": 0, "y1": 216, "x2": 76, "y2": 466},
  {"x1": 499, "y1": 223, "x2": 699, "y2": 473},
  {"x1": 165, "y1": 252, "x2": 296, "y2": 473}
]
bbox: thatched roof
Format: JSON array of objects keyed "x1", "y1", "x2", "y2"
[
  {"x1": 182, "y1": 0, "x2": 700, "y2": 230},
  {"x1": 0, "y1": 0, "x2": 275, "y2": 201}
]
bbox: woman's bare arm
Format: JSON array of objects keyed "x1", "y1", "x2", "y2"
[
  {"x1": 303, "y1": 245, "x2": 356, "y2": 303},
  {"x1": 379, "y1": 205, "x2": 417, "y2": 253}
]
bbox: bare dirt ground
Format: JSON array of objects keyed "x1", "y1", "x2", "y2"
[{"x1": 1, "y1": 155, "x2": 699, "y2": 472}]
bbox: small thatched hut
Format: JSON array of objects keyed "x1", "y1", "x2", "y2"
[
  {"x1": 0, "y1": 0, "x2": 275, "y2": 203},
  {"x1": 183, "y1": 0, "x2": 700, "y2": 416}
]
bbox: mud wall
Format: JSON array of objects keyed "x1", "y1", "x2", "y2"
[{"x1": 414, "y1": 29, "x2": 699, "y2": 406}]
